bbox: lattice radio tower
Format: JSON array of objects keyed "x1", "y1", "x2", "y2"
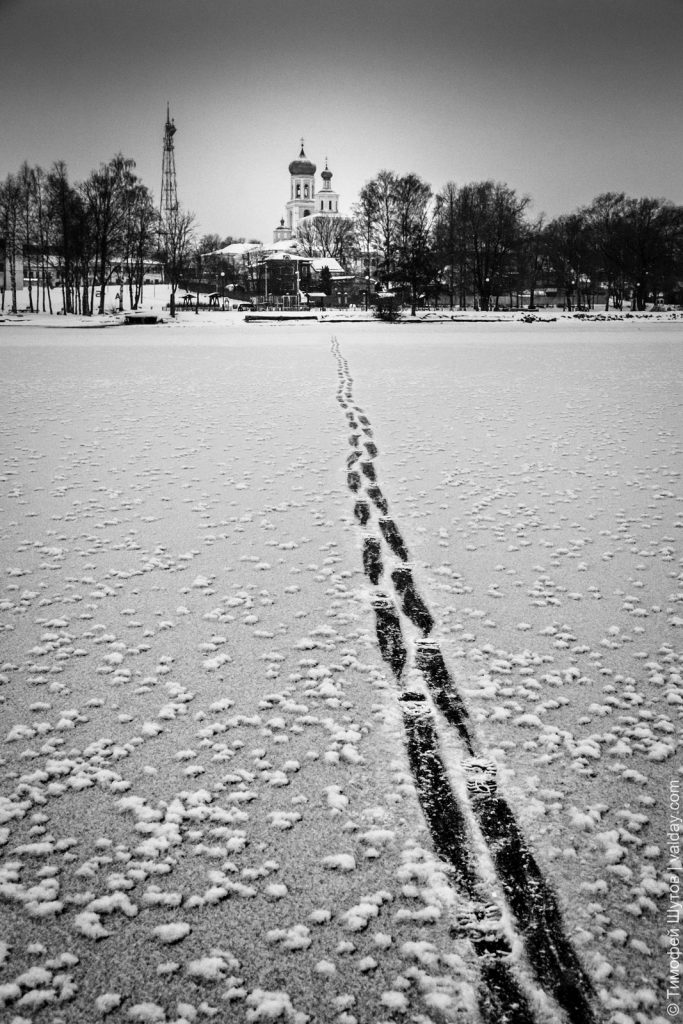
[{"x1": 160, "y1": 103, "x2": 178, "y2": 223}]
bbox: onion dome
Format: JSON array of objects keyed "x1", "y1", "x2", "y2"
[
  {"x1": 321, "y1": 159, "x2": 332, "y2": 182},
  {"x1": 289, "y1": 142, "x2": 316, "y2": 176}
]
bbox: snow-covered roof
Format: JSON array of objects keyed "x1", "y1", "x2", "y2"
[
  {"x1": 268, "y1": 238, "x2": 299, "y2": 253},
  {"x1": 310, "y1": 258, "x2": 344, "y2": 274},
  {"x1": 202, "y1": 242, "x2": 262, "y2": 257},
  {"x1": 261, "y1": 253, "x2": 309, "y2": 263}
]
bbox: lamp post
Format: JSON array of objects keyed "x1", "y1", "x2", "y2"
[
  {"x1": 281, "y1": 254, "x2": 289, "y2": 308},
  {"x1": 195, "y1": 254, "x2": 201, "y2": 315},
  {"x1": 220, "y1": 271, "x2": 225, "y2": 307}
]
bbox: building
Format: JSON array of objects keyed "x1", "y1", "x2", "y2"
[
  {"x1": 273, "y1": 141, "x2": 341, "y2": 243},
  {"x1": 0, "y1": 240, "x2": 24, "y2": 295}
]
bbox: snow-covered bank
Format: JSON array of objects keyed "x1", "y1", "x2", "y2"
[
  {"x1": 0, "y1": 322, "x2": 680, "y2": 1023},
  {"x1": 1, "y1": 281, "x2": 681, "y2": 332}
]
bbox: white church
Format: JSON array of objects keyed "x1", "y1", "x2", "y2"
[
  {"x1": 272, "y1": 140, "x2": 341, "y2": 244},
  {"x1": 204, "y1": 141, "x2": 351, "y2": 305}
]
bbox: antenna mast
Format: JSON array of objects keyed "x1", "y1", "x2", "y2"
[{"x1": 160, "y1": 103, "x2": 178, "y2": 222}]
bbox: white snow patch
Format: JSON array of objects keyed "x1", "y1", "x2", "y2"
[{"x1": 153, "y1": 922, "x2": 191, "y2": 943}]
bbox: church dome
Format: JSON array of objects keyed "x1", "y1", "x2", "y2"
[
  {"x1": 289, "y1": 143, "x2": 316, "y2": 176},
  {"x1": 321, "y1": 165, "x2": 332, "y2": 182}
]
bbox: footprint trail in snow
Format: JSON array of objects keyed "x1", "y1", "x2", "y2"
[{"x1": 330, "y1": 334, "x2": 600, "y2": 1024}]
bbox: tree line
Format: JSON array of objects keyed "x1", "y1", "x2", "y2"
[
  {"x1": 356, "y1": 173, "x2": 683, "y2": 315},
  {"x1": 2, "y1": 153, "x2": 682, "y2": 314},
  {"x1": 0, "y1": 155, "x2": 197, "y2": 315}
]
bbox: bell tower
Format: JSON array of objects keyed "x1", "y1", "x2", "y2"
[
  {"x1": 286, "y1": 139, "x2": 316, "y2": 235},
  {"x1": 317, "y1": 158, "x2": 340, "y2": 216}
]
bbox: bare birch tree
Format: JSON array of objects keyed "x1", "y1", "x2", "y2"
[{"x1": 160, "y1": 206, "x2": 196, "y2": 317}]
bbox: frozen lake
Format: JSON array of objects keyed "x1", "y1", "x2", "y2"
[{"x1": 0, "y1": 319, "x2": 681, "y2": 1024}]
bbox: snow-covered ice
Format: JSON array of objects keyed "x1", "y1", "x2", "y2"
[{"x1": 0, "y1": 317, "x2": 680, "y2": 1023}]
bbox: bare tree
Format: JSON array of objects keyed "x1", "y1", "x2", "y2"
[
  {"x1": 198, "y1": 233, "x2": 233, "y2": 256},
  {"x1": 120, "y1": 179, "x2": 159, "y2": 310},
  {"x1": 296, "y1": 215, "x2": 356, "y2": 262},
  {"x1": 160, "y1": 206, "x2": 196, "y2": 317},
  {"x1": 456, "y1": 181, "x2": 530, "y2": 310},
  {"x1": 516, "y1": 215, "x2": 546, "y2": 309},
  {"x1": 543, "y1": 213, "x2": 592, "y2": 311},
  {"x1": 393, "y1": 173, "x2": 434, "y2": 315},
  {"x1": 46, "y1": 162, "x2": 79, "y2": 313},
  {"x1": 357, "y1": 171, "x2": 399, "y2": 283},
  {"x1": 351, "y1": 189, "x2": 378, "y2": 310},
  {"x1": 81, "y1": 154, "x2": 137, "y2": 314},
  {"x1": 619, "y1": 196, "x2": 683, "y2": 309},
  {"x1": 0, "y1": 173, "x2": 23, "y2": 313},
  {"x1": 581, "y1": 193, "x2": 621, "y2": 309},
  {"x1": 32, "y1": 167, "x2": 53, "y2": 313},
  {"x1": 17, "y1": 162, "x2": 39, "y2": 312},
  {"x1": 433, "y1": 182, "x2": 461, "y2": 309}
]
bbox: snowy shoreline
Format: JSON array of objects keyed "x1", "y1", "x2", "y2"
[{"x1": 1, "y1": 307, "x2": 681, "y2": 330}]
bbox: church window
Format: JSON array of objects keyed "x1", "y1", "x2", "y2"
[
  {"x1": 303, "y1": 210, "x2": 310, "y2": 217},
  {"x1": 329, "y1": 201, "x2": 332, "y2": 210},
  {"x1": 304, "y1": 184, "x2": 309, "y2": 198},
  {"x1": 296, "y1": 184, "x2": 301, "y2": 198}
]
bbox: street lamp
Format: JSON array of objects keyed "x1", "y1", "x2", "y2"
[
  {"x1": 195, "y1": 254, "x2": 201, "y2": 315},
  {"x1": 281, "y1": 254, "x2": 289, "y2": 308},
  {"x1": 220, "y1": 271, "x2": 225, "y2": 306}
]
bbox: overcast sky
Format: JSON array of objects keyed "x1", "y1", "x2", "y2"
[{"x1": 2, "y1": 0, "x2": 681, "y2": 244}]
